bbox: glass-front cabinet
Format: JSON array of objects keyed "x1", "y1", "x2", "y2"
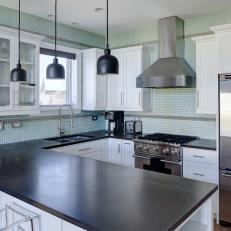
[{"x1": 0, "y1": 26, "x2": 44, "y2": 115}]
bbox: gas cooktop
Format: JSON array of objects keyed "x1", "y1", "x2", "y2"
[{"x1": 136, "y1": 133, "x2": 198, "y2": 145}]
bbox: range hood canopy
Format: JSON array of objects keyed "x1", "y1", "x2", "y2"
[{"x1": 136, "y1": 16, "x2": 196, "y2": 88}]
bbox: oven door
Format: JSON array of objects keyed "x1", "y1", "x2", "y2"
[{"x1": 134, "y1": 155, "x2": 182, "y2": 177}]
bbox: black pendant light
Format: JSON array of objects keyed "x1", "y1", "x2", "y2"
[
  {"x1": 97, "y1": 0, "x2": 119, "y2": 75},
  {"x1": 11, "y1": 0, "x2": 27, "y2": 82},
  {"x1": 46, "y1": 0, "x2": 65, "y2": 79}
]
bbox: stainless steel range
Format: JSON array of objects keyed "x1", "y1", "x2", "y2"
[{"x1": 133, "y1": 133, "x2": 198, "y2": 176}]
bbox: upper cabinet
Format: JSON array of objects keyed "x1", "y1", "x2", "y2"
[
  {"x1": 192, "y1": 35, "x2": 218, "y2": 115},
  {"x1": 81, "y1": 48, "x2": 107, "y2": 110},
  {"x1": 211, "y1": 24, "x2": 231, "y2": 74},
  {"x1": 82, "y1": 45, "x2": 153, "y2": 112},
  {"x1": 0, "y1": 26, "x2": 44, "y2": 116},
  {"x1": 107, "y1": 45, "x2": 153, "y2": 111}
]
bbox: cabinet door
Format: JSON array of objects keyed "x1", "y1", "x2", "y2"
[
  {"x1": 1, "y1": 192, "x2": 62, "y2": 231},
  {"x1": 63, "y1": 220, "x2": 86, "y2": 231},
  {"x1": 122, "y1": 141, "x2": 135, "y2": 167},
  {"x1": 0, "y1": 36, "x2": 12, "y2": 110},
  {"x1": 124, "y1": 50, "x2": 142, "y2": 111},
  {"x1": 107, "y1": 53, "x2": 124, "y2": 110},
  {"x1": 196, "y1": 40, "x2": 218, "y2": 114},
  {"x1": 109, "y1": 139, "x2": 122, "y2": 164}
]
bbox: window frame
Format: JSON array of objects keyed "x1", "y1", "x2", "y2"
[{"x1": 39, "y1": 42, "x2": 82, "y2": 114}]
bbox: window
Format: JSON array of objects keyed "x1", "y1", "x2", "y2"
[{"x1": 39, "y1": 46, "x2": 78, "y2": 108}]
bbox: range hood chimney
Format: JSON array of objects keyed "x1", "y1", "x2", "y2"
[{"x1": 136, "y1": 16, "x2": 196, "y2": 88}]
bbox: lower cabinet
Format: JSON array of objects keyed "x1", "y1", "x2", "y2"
[
  {"x1": 63, "y1": 221, "x2": 86, "y2": 231},
  {"x1": 108, "y1": 138, "x2": 134, "y2": 167},
  {"x1": 183, "y1": 147, "x2": 219, "y2": 219},
  {"x1": 51, "y1": 139, "x2": 107, "y2": 161},
  {"x1": 51, "y1": 138, "x2": 135, "y2": 168},
  {"x1": 0, "y1": 192, "x2": 86, "y2": 231}
]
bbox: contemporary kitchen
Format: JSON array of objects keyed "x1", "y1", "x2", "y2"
[{"x1": 0, "y1": 0, "x2": 231, "y2": 231}]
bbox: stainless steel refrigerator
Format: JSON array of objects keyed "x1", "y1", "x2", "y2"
[{"x1": 219, "y1": 73, "x2": 231, "y2": 225}]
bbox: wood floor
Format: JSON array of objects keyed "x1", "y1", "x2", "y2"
[{"x1": 214, "y1": 223, "x2": 231, "y2": 231}]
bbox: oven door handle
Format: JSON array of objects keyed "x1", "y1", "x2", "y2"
[
  {"x1": 160, "y1": 159, "x2": 182, "y2": 166},
  {"x1": 132, "y1": 155, "x2": 151, "y2": 160}
]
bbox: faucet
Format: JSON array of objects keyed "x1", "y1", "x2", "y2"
[{"x1": 58, "y1": 105, "x2": 74, "y2": 137}]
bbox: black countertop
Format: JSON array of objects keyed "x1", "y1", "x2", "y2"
[
  {"x1": 182, "y1": 139, "x2": 216, "y2": 151},
  {"x1": 0, "y1": 132, "x2": 218, "y2": 231},
  {"x1": 44, "y1": 130, "x2": 216, "y2": 151}
]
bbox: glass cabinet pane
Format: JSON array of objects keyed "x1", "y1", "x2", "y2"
[
  {"x1": 0, "y1": 38, "x2": 10, "y2": 60},
  {"x1": 0, "y1": 38, "x2": 10, "y2": 107},
  {"x1": 19, "y1": 84, "x2": 36, "y2": 106},
  {"x1": 20, "y1": 42, "x2": 35, "y2": 64},
  {"x1": 22, "y1": 63, "x2": 35, "y2": 84}
]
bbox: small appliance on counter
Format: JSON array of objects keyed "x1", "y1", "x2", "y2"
[
  {"x1": 125, "y1": 120, "x2": 142, "y2": 134},
  {"x1": 105, "y1": 111, "x2": 124, "y2": 133}
]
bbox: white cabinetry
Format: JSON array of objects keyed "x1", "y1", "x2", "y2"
[
  {"x1": 211, "y1": 24, "x2": 231, "y2": 74},
  {"x1": 107, "y1": 46, "x2": 152, "y2": 112},
  {"x1": 108, "y1": 138, "x2": 134, "y2": 167},
  {"x1": 122, "y1": 140, "x2": 134, "y2": 167},
  {"x1": 0, "y1": 26, "x2": 44, "y2": 115},
  {"x1": 108, "y1": 138, "x2": 122, "y2": 164},
  {"x1": 1, "y1": 192, "x2": 62, "y2": 231},
  {"x1": 192, "y1": 35, "x2": 218, "y2": 114},
  {"x1": 51, "y1": 139, "x2": 106, "y2": 161},
  {"x1": 81, "y1": 48, "x2": 107, "y2": 110},
  {"x1": 183, "y1": 147, "x2": 218, "y2": 218},
  {"x1": 62, "y1": 221, "x2": 86, "y2": 231}
]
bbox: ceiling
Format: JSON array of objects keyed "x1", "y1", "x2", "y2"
[{"x1": 0, "y1": 0, "x2": 231, "y2": 35}]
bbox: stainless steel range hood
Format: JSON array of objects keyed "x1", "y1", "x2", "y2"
[{"x1": 136, "y1": 16, "x2": 196, "y2": 88}]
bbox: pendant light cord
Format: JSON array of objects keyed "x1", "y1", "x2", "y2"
[
  {"x1": 18, "y1": 0, "x2": 21, "y2": 64},
  {"x1": 106, "y1": 0, "x2": 109, "y2": 49},
  {"x1": 55, "y1": 0, "x2": 57, "y2": 58}
]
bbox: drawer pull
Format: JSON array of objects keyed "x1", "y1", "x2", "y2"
[
  {"x1": 193, "y1": 155, "x2": 205, "y2": 159},
  {"x1": 222, "y1": 173, "x2": 231, "y2": 178},
  {"x1": 79, "y1": 148, "x2": 91, "y2": 152},
  {"x1": 193, "y1": 173, "x2": 205, "y2": 177}
]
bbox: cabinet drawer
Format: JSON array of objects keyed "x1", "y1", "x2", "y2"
[
  {"x1": 183, "y1": 147, "x2": 218, "y2": 165},
  {"x1": 183, "y1": 161, "x2": 218, "y2": 184},
  {"x1": 52, "y1": 140, "x2": 103, "y2": 155}
]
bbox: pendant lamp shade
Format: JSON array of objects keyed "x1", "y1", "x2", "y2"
[
  {"x1": 97, "y1": 47, "x2": 119, "y2": 75},
  {"x1": 46, "y1": 0, "x2": 65, "y2": 79},
  {"x1": 10, "y1": 0, "x2": 27, "y2": 82},
  {"x1": 97, "y1": 0, "x2": 119, "y2": 75},
  {"x1": 46, "y1": 57, "x2": 65, "y2": 79}
]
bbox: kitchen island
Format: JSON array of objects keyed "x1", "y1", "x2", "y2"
[{"x1": 0, "y1": 138, "x2": 217, "y2": 231}]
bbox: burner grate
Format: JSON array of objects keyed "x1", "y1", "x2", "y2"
[{"x1": 138, "y1": 133, "x2": 198, "y2": 145}]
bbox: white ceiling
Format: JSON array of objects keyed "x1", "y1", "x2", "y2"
[{"x1": 0, "y1": 0, "x2": 231, "y2": 35}]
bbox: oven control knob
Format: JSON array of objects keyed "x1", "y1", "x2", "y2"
[
  {"x1": 163, "y1": 148, "x2": 170, "y2": 154},
  {"x1": 171, "y1": 149, "x2": 179, "y2": 156},
  {"x1": 152, "y1": 146, "x2": 158, "y2": 151},
  {"x1": 143, "y1": 146, "x2": 149, "y2": 152}
]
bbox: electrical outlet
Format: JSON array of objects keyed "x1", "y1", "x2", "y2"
[
  {"x1": 92, "y1": 116, "x2": 98, "y2": 121},
  {"x1": 12, "y1": 121, "x2": 22, "y2": 129}
]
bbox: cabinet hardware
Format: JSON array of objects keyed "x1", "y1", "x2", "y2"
[
  {"x1": 193, "y1": 173, "x2": 205, "y2": 177},
  {"x1": 118, "y1": 144, "x2": 121, "y2": 153},
  {"x1": 222, "y1": 173, "x2": 231, "y2": 177},
  {"x1": 132, "y1": 155, "x2": 150, "y2": 160},
  {"x1": 79, "y1": 148, "x2": 91, "y2": 152},
  {"x1": 121, "y1": 92, "x2": 123, "y2": 105},
  {"x1": 124, "y1": 142, "x2": 132, "y2": 145},
  {"x1": 193, "y1": 155, "x2": 205, "y2": 158},
  {"x1": 160, "y1": 159, "x2": 182, "y2": 165},
  {"x1": 197, "y1": 90, "x2": 199, "y2": 107},
  {"x1": 139, "y1": 91, "x2": 141, "y2": 106}
]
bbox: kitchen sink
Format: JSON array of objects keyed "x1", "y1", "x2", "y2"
[{"x1": 46, "y1": 135, "x2": 93, "y2": 143}]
